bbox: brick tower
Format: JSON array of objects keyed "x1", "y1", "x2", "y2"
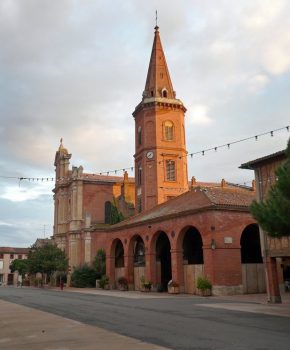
[{"x1": 133, "y1": 26, "x2": 188, "y2": 213}]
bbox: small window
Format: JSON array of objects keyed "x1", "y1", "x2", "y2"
[
  {"x1": 18, "y1": 255, "x2": 22, "y2": 260},
  {"x1": 138, "y1": 126, "x2": 142, "y2": 145},
  {"x1": 137, "y1": 196, "x2": 142, "y2": 213},
  {"x1": 0, "y1": 253, "x2": 3, "y2": 259},
  {"x1": 151, "y1": 91, "x2": 154, "y2": 97},
  {"x1": 138, "y1": 165, "x2": 142, "y2": 185},
  {"x1": 10, "y1": 254, "x2": 14, "y2": 259},
  {"x1": 162, "y1": 90, "x2": 167, "y2": 98},
  {"x1": 166, "y1": 160, "x2": 176, "y2": 181},
  {"x1": 164, "y1": 120, "x2": 174, "y2": 141}
]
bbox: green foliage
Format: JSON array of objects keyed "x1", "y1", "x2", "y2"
[
  {"x1": 93, "y1": 249, "x2": 106, "y2": 277},
  {"x1": 9, "y1": 259, "x2": 28, "y2": 277},
  {"x1": 197, "y1": 276, "x2": 212, "y2": 290},
  {"x1": 71, "y1": 264, "x2": 98, "y2": 288},
  {"x1": 99, "y1": 275, "x2": 109, "y2": 289},
  {"x1": 109, "y1": 197, "x2": 125, "y2": 224},
  {"x1": 250, "y1": 138, "x2": 290, "y2": 237},
  {"x1": 27, "y1": 243, "x2": 68, "y2": 277}
]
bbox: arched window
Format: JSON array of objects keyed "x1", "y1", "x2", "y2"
[
  {"x1": 164, "y1": 120, "x2": 174, "y2": 141},
  {"x1": 134, "y1": 237, "x2": 145, "y2": 266},
  {"x1": 104, "y1": 201, "x2": 112, "y2": 224},
  {"x1": 138, "y1": 126, "x2": 142, "y2": 145},
  {"x1": 162, "y1": 87, "x2": 168, "y2": 98},
  {"x1": 115, "y1": 240, "x2": 124, "y2": 267}
]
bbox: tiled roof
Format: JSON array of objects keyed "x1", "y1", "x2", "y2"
[
  {"x1": 0, "y1": 247, "x2": 30, "y2": 254},
  {"x1": 111, "y1": 186, "x2": 254, "y2": 229}
]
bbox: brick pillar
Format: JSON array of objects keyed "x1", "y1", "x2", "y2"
[
  {"x1": 171, "y1": 249, "x2": 184, "y2": 291},
  {"x1": 266, "y1": 257, "x2": 282, "y2": 303},
  {"x1": 145, "y1": 252, "x2": 157, "y2": 287},
  {"x1": 106, "y1": 254, "x2": 115, "y2": 289},
  {"x1": 123, "y1": 254, "x2": 133, "y2": 290},
  {"x1": 203, "y1": 247, "x2": 214, "y2": 283}
]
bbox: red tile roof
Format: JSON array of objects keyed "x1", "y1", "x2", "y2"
[
  {"x1": 0, "y1": 247, "x2": 30, "y2": 254},
  {"x1": 110, "y1": 186, "x2": 254, "y2": 229}
]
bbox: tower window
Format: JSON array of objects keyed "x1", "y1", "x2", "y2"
[
  {"x1": 164, "y1": 120, "x2": 174, "y2": 141},
  {"x1": 138, "y1": 126, "x2": 142, "y2": 145},
  {"x1": 162, "y1": 90, "x2": 167, "y2": 98},
  {"x1": 137, "y1": 196, "x2": 142, "y2": 213},
  {"x1": 151, "y1": 91, "x2": 154, "y2": 97},
  {"x1": 138, "y1": 165, "x2": 142, "y2": 185},
  {"x1": 166, "y1": 160, "x2": 176, "y2": 181}
]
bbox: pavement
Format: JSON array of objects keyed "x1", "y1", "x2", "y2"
[
  {"x1": 0, "y1": 299, "x2": 169, "y2": 350},
  {"x1": 1, "y1": 287, "x2": 290, "y2": 350}
]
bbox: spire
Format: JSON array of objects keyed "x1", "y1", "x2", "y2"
[
  {"x1": 143, "y1": 26, "x2": 175, "y2": 100},
  {"x1": 58, "y1": 138, "x2": 68, "y2": 154}
]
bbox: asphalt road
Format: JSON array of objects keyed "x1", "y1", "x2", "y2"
[{"x1": 0, "y1": 287, "x2": 290, "y2": 350}]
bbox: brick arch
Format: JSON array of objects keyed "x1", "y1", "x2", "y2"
[
  {"x1": 107, "y1": 238, "x2": 125, "y2": 288},
  {"x1": 147, "y1": 230, "x2": 172, "y2": 290},
  {"x1": 240, "y1": 223, "x2": 262, "y2": 264},
  {"x1": 127, "y1": 234, "x2": 145, "y2": 289},
  {"x1": 174, "y1": 225, "x2": 204, "y2": 291}
]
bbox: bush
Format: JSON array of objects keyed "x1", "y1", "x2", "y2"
[
  {"x1": 71, "y1": 264, "x2": 98, "y2": 288},
  {"x1": 196, "y1": 276, "x2": 212, "y2": 290},
  {"x1": 99, "y1": 275, "x2": 109, "y2": 289}
]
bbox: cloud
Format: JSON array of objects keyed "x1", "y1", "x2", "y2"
[
  {"x1": 248, "y1": 74, "x2": 270, "y2": 93},
  {"x1": 0, "y1": 0, "x2": 290, "y2": 246},
  {"x1": 187, "y1": 104, "x2": 213, "y2": 125}
]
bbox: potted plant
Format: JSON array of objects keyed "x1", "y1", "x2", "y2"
[
  {"x1": 99, "y1": 275, "x2": 109, "y2": 290},
  {"x1": 196, "y1": 276, "x2": 212, "y2": 296},
  {"x1": 167, "y1": 280, "x2": 179, "y2": 294},
  {"x1": 140, "y1": 276, "x2": 152, "y2": 292},
  {"x1": 117, "y1": 276, "x2": 128, "y2": 291}
]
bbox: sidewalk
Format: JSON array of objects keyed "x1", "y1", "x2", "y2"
[{"x1": 0, "y1": 300, "x2": 170, "y2": 350}]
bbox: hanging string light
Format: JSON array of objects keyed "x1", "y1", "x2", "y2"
[{"x1": 0, "y1": 125, "x2": 288, "y2": 184}]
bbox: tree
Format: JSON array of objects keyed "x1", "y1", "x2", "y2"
[
  {"x1": 250, "y1": 138, "x2": 290, "y2": 237},
  {"x1": 10, "y1": 259, "x2": 28, "y2": 278},
  {"x1": 27, "y1": 243, "x2": 68, "y2": 282},
  {"x1": 93, "y1": 249, "x2": 106, "y2": 277}
]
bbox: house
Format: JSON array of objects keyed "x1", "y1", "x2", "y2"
[
  {"x1": 241, "y1": 149, "x2": 289, "y2": 302},
  {"x1": 0, "y1": 247, "x2": 29, "y2": 286}
]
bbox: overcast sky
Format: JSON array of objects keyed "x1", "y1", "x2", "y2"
[{"x1": 1, "y1": 0, "x2": 289, "y2": 247}]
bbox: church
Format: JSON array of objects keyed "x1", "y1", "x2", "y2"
[{"x1": 53, "y1": 25, "x2": 264, "y2": 295}]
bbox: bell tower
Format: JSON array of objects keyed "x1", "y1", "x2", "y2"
[{"x1": 133, "y1": 26, "x2": 188, "y2": 213}]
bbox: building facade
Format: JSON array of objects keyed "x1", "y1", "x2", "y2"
[
  {"x1": 0, "y1": 247, "x2": 29, "y2": 286},
  {"x1": 241, "y1": 150, "x2": 289, "y2": 302},
  {"x1": 53, "y1": 26, "x2": 263, "y2": 295}
]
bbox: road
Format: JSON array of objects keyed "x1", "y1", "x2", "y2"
[{"x1": 0, "y1": 287, "x2": 290, "y2": 350}]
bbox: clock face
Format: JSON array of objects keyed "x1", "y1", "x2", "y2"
[{"x1": 146, "y1": 151, "x2": 154, "y2": 159}]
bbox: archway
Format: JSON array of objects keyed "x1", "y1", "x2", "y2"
[
  {"x1": 156, "y1": 232, "x2": 172, "y2": 291},
  {"x1": 114, "y1": 239, "x2": 125, "y2": 286},
  {"x1": 183, "y1": 227, "x2": 204, "y2": 264},
  {"x1": 181, "y1": 226, "x2": 204, "y2": 294},
  {"x1": 241, "y1": 224, "x2": 262, "y2": 263},
  {"x1": 240, "y1": 224, "x2": 265, "y2": 293}
]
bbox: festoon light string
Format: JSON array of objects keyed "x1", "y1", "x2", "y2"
[{"x1": 0, "y1": 125, "x2": 288, "y2": 184}]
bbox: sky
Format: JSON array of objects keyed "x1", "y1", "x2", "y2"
[{"x1": 0, "y1": 0, "x2": 289, "y2": 247}]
